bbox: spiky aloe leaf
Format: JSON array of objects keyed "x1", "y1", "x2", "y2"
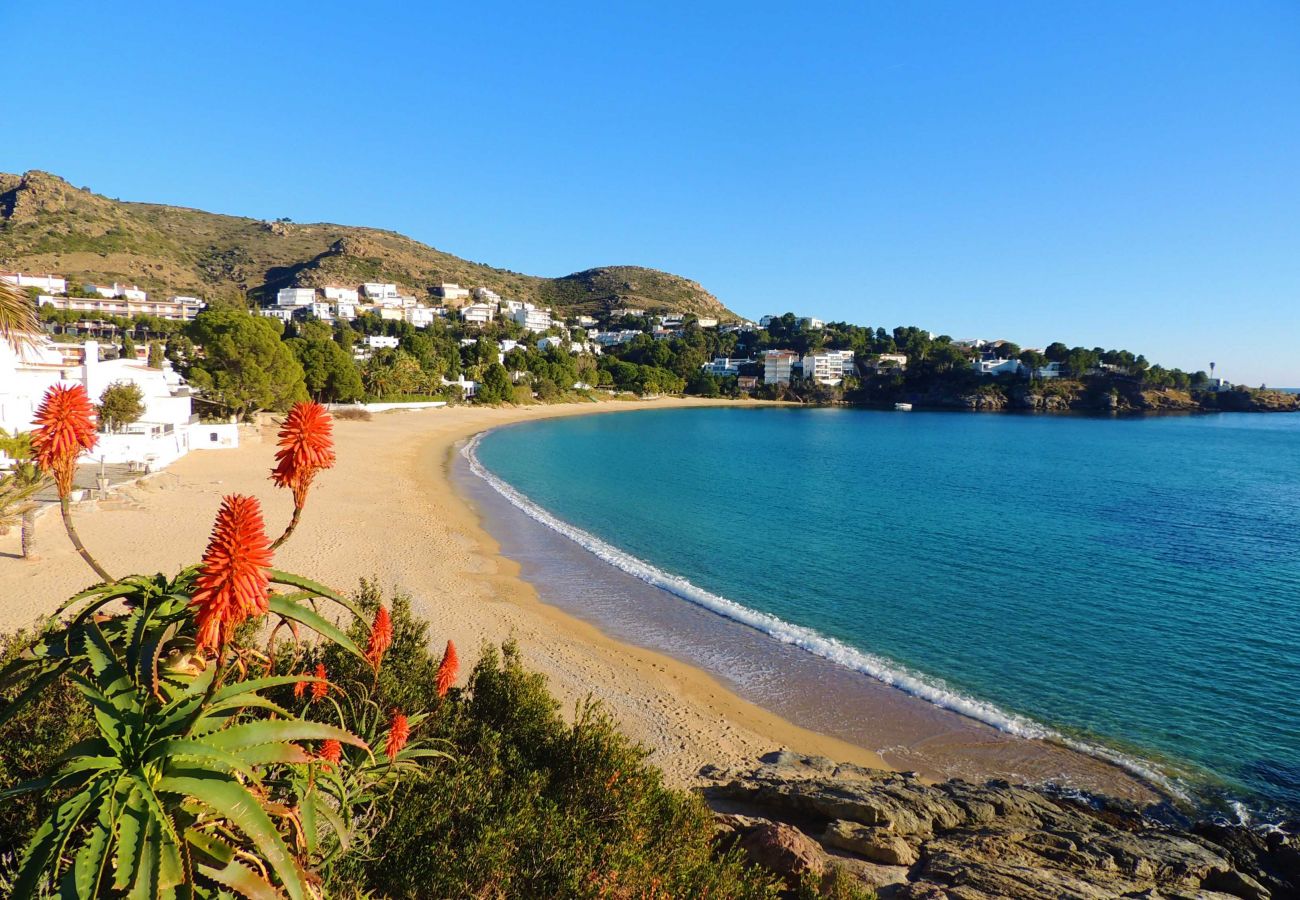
[
  {"x1": 267, "y1": 594, "x2": 365, "y2": 659},
  {"x1": 112, "y1": 784, "x2": 148, "y2": 892},
  {"x1": 156, "y1": 771, "x2": 308, "y2": 900},
  {"x1": 299, "y1": 787, "x2": 320, "y2": 855},
  {"x1": 11, "y1": 782, "x2": 102, "y2": 898},
  {"x1": 267, "y1": 569, "x2": 363, "y2": 618},
  {"x1": 147, "y1": 739, "x2": 266, "y2": 782},
  {"x1": 205, "y1": 718, "x2": 365, "y2": 752},
  {"x1": 195, "y1": 856, "x2": 282, "y2": 900},
  {"x1": 73, "y1": 779, "x2": 125, "y2": 898}
]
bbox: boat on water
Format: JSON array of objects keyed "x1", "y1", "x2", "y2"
[{"x1": 894, "y1": 402, "x2": 913, "y2": 411}]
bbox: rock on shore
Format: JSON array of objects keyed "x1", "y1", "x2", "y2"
[{"x1": 705, "y1": 752, "x2": 1299, "y2": 899}]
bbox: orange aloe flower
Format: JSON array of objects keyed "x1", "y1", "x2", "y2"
[
  {"x1": 293, "y1": 678, "x2": 307, "y2": 700},
  {"x1": 319, "y1": 738, "x2": 342, "y2": 770},
  {"x1": 311, "y1": 662, "x2": 329, "y2": 701},
  {"x1": 30, "y1": 384, "x2": 98, "y2": 497},
  {"x1": 190, "y1": 495, "x2": 273, "y2": 655},
  {"x1": 270, "y1": 401, "x2": 336, "y2": 508},
  {"x1": 366, "y1": 605, "x2": 393, "y2": 671},
  {"x1": 435, "y1": 639, "x2": 459, "y2": 698},
  {"x1": 385, "y1": 709, "x2": 410, "y2": 761}
]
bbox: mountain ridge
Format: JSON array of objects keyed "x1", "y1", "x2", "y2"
[{"x1": 0, "y1": 170, "x2": 737, "y2": 319}]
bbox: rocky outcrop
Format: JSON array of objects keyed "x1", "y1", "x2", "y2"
[{"x1": 705, "y1": 752, "x2": 1300, "y2": 899}]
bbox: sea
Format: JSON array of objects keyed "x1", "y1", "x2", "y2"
[{"x1": 461, "y1": 407, "x2": 1300, "y2": 823}]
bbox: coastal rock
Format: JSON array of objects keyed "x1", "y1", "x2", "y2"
[
  {"x1": 822, "y1": 820, "x2": 919, "y2": 865},
  {"x1": 704, "y1": 754, "x2": 1295, "y2": 900},
  {"x1": 733, "y1": 820, "x2": 826, "y2": 886}
]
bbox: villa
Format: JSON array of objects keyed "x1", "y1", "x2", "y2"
[
  {"x1": 276, "y1": 287, "x2": 317, "y2": 307},
  {"x1": 973, "y1": 357, "x2": 1025, "y2": 376},
  {"x1": 802, "y1": 349, "x2": 855, "y2": 385},
  {"x1": 512, "y1": 304, "x2": 553, "y2": 333},
  {"x1": 0, "y1": 337, "x2": 235, "y2": 469}
]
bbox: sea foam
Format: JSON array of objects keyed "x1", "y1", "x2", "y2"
[{"x1": 462, "y1": 430, "x2": 1183, "y2": 799}]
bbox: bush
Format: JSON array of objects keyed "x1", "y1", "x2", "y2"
[
  {"x1": 321, "y1": 587, "x2": 782, "y2": 899},
  {"x1": 333, "y1": 406, "x2": 373, "y2": 421}
]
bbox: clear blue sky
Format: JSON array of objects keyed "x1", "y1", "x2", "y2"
[{"x1": 4, "y1": 1, "x2": 1298, "y2": 384}]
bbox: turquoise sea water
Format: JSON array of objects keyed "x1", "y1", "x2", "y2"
[{"x1": 473, "y1": 408, "x2": 1300, "y2": 819}]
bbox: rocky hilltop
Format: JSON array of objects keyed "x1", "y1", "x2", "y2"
[
  {"x1": 0, "y1": 170, "x2": 736, "y2": 318},
  {"x1": 709, "y1": 752, "x2": 1298, "y2": 899}
]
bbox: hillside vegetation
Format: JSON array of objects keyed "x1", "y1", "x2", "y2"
[{"x1": 0, "y1": 170, "x2": 735, "y2": 318}]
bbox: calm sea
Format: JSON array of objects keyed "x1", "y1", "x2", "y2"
[{"x1": 470, "y1": 407, "x2": 1300, "y2": 820}]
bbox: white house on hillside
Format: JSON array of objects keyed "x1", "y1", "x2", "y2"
[
  {"x1": 322, "y1": 285, "x2": 360, "y2": 304},
  {"x1": 802, "y1": 349, "x2": 855, "y2": 385},
  {"x1": 512, "y1": 305, "x2": 552, "y2": 333},
  {"x1": 763, "y1": 349, "x2": 799, "y2": 385},
  {"x1": 276, "y1": 287, "x2": 317, "y2": 307},
  {"x1": 2, "y1": 272, "x2": 67, "y2": 294}
]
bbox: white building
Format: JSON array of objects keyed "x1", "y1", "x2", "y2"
[
  {"x1": 512, "y1": 305, "x2": 552, "y2": 333},
  {"x1": 362, "y1": 283, "x2": 400, "y2": 303},
  {"x1": 763, "y1": 350, "x2": 799, "y2": 385},
  {"x1": 696, "y1": 317, "x2": 719, "y2": 329},
  {"x1": 86, "y1": 283, "x2": 148, "y2": 303},
  {"x1": 472, "y1": 287, "x2": 502, "y2": 304},
  {"x1": 575, "y1": 315, "x2": 598, "y2": 328},
  {"x1": 799, "y1": 317, "x2": 825, "y2": 330},
  {"x1": 0, "y1": 337, "x2": 231, "y2": 468},
  {"x1": 973, "y1": 357, "x2": 1025, "y2": 376},
  {"x1": 260, "y1": 308, "x2": 296, "y2": 323},
  {"x1": 870, "y1": 353, "x2": 908, "y2": 373},
  {"x1": 309, "y1": 302, "x2": 333, "y2": 321},
  {"x1": 591, "y1": 330, "x2": 640, "y2": 347},
  {"x1": 2, "y1": 272, "x2": 67, "y2": 295},
  {"x1": 802, "y1": 349, "x2": 855, "y2": 385},
  {"x1": 702, "y1": 357, "x2": 750, "y2": 377},
  {"x1": 462, "y1": 304, "x2": 495, "y2": 326},
  {"x1": 433, "y1": 283, "x2": 471, "y2": 304},
  {"x1": 331, "y1": 300, "x2": 358, "y2": 321},
  {"x1": 276, "y1": 287, "x2": 317, "y2": 307},
  {"x1": 322, "y1": 285, "x2": 360, "y2": 304},
  {"x1": 404, "y1": 306, "x2": 438, "y2": 328},
  {"x1": 1034, "y1": 361, "x2": 1063, "y2": 379},
  {"x1": 367, "y1": 335, "x2": 399, "y2": 350},
  {"x1": 38, "y1": 293, "x2": 205, "y2": 321}
]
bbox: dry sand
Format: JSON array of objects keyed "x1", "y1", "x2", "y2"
[{"x1": 0, "y1": 398, "x2": 889, "y2": 784}]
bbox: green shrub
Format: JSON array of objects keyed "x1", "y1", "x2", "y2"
[{"x1": 323, "y1": 586, "x2": 781, "y2": 899}]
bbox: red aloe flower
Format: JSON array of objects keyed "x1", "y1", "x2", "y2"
[
  {"x1": 270, "y1": 401, "x2": 336, "y2": 509},
  {"x1": 385, "y1": 709, "x2": 410, "y2": 761},
  {"x1": 435, "y1": 640, "x2": 459, "y2": 698},
  {"x1": 319, "y1": 738, "x2": 342, "y2": 769},
  {"x1": 293, "y1": 678, "x2": 307, "y2": 700},
  {"x1": 366, "y1": 605, "x2": 393, "y2": 671},
  {"x1": 191, "y1": 495, "x2": 273, "y2": 655},
  {"x1": 30, "y1": 384, "x2": 98, "y2": 497},
  {"x1": 311, "y1": 662, "x2": 329, "y2": 701}
]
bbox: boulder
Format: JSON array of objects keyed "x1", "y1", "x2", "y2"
[
  {"x1": 735, "y1": 821, "x2": 825, "y2": 887},
  {"x1": 823, "y1": 820, "x2": 919, "y2": 866}
]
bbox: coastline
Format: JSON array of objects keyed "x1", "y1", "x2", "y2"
[{"x1": 0, "y1": 397, "x2": 1159, "y2": 801}]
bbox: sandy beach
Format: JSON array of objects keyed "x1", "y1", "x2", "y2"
[
  {"x1": 0, "y1": 398, "x2": 890, "y2": 784},
  {"x1": 0, "y1": 398, "x2": 1163, "y2": 801}
]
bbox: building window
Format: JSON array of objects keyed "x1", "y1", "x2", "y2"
[{"x1": 210, "y1": 432, "x2": 220, "y2": 442}]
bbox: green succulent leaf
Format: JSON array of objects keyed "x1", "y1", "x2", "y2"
[
  {"x1": 267, "y1": 594, "x2": 365, "y2": 659},
  {"x1": 268, "y1": 569, "x2": 364, "y2": 618}
]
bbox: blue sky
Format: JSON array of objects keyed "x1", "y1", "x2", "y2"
[{"x1": 4, "y1": 1, "x2": 1298, "y2": 384}]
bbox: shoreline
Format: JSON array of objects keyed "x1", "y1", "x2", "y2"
[{"x1": 0, "y1": 397, "x2": 1161, "y2": 802}]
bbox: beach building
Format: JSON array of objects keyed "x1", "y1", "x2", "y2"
[
  {"x1": 2, "y1": 272, "x2": 67, "y2": 294},
  {"x1": 702, "y1": 357, "x2": 750, "y2": 377},
  {"x1": 737, "y1": 375, "x2": 759, "y2": 390},
  {"x1": 0, "y1": 337, "x2": 233, "y2": 468},
  {"x1": 973, "y1": 357, "x2": 1025, "y2": 376},
  {"x1": 763, "y1": 349, "x2": 799, "y2": 385},
  {"x1": 868, "y1": 353, "x2": 908, "y2": 373},
  {"x1": 802, "y1": 349, "x2": 855, "y2": 385},
  {"x1": 276, "y1": 287, "x2": 316, "y2": 307},
  {"x1": 512, "y1": 305, "x2": 553, "y2": 333}
]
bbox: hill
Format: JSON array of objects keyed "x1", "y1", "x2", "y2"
[{"x1": 0, "y1": 170, "x2": 736, "y2": 319}]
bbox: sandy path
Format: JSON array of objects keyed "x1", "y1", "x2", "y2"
[{"x1": 0, "y1": 398, "x2": 888, "y2": 784}]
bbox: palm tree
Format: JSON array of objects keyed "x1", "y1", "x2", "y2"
[{"x1": 0, "y1": 278, "x2": 41, "y2": 352}]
